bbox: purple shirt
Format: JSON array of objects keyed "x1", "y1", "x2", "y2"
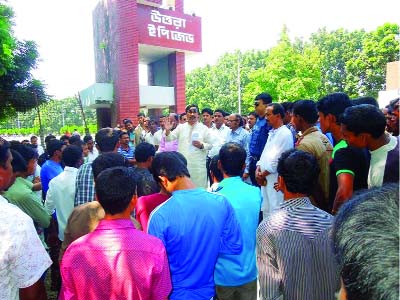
[
  {"x1": 60, "y1": 219, "x2": 171, "y2": 300},
  {"x1": 158, "y1": 134, "x2": 178, "y2": 152}
]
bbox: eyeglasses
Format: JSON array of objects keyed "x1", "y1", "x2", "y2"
[
  {"x1": 187, "y1": 109, "x2": 198, "y2": 114},
  {"x1": 254, "y1": 102, "x2": 260, "y2": 107}
]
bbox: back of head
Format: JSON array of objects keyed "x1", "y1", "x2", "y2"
[
  {"x1": 92, "y1": 152, "x2": 128, "y2": 179},
  {"x1": 281, "y1": 101, "x2": 294, "y2": 114},
  {"x1": 45, "y1": 134, "x2": 56, "y2": 144},
  {"x1": 151, "y1": 151, "x2": 189, "y2": 183},
  {"x1": 11, "y1": 143, "x2": 38, "y2": 162},
  {"x1": 255, "y1": 92, "x2": 273, "y2": 105},
  {"x1": 47, "y1": 139, "x2": 65, "y2": 157},
  {"x1": 95, "y1": 128, "x2": 121, "y2": 153},
  {"x1": 10, "y1": 149, "x2": 27, "y2": 173},
  {"x1": 352, "y1": 96, "x2": 379, "y2": 107},
  {"x1": 219, "y1": 143, "x2": 246, "y2": 177},
  {"x1": 341, "y1": 104, "x2": 386, "y2": 139},
  {"x1": 209, "y1": 154, "x2": 223, "y2": 182},
  {"x1": 277, "y1": 149, "x2": 320, "y2": 195},
  {"x1": 292, "y1": 100, "x2": 319, "y2": 124},
  {"x1": 134, "y1": 142, "x2": 156, "y2": 163},
  {"x1": 317, "y1": 92, "x2": 352, "y2": 121},
  {"x1": 62, "y1": 145, "x2": 83, "y2": 168},
  {"x1": 69, "y1": 135, "x2": 81, "y2": 145},
  {"x1": 95, "y1": 166, "x2": 137, "y2": 215},
  {"x1": 0, "y1": 138, "x2": 10, "y2": 168},
  {"x1": 333, "y1": 183, "x2": 399, "y2": 300}
]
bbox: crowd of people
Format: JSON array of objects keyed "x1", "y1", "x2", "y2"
[{"x1": 0, "y1": 92, "x2": 399, "y2": 300}]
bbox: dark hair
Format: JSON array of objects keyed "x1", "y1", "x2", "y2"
[
  {"x1": 69, "y1": 135, "x2": 81, "y2": 145},
  {"x1": 352, "y1": 96, "x2": 379, "y2": 107},
  {"x1": 317, "y1": 92, "x2": 352, "y2": 123},
  {"x1": 0, "y1": 138, "x2": 11, "y2": 168},
  {"x1": 119, "y1": 131, "x2": 129, "y2": 139},
  {"x1": 83, "y1": 134, "x2": 93, "y2": 143},
  {"x1": 214, "y1": 109, "x2": 225, "y2": 116},
  {"x1": 134, "y1": 142, "x2": 156, "y2": 163},
  {"x1": 62, "y1": 145, "x2": 83, "y2": 168},
  {"x1": 341, "y1": 104, "x2": 386, "y2": 139},
  {"x1": 11, "y1": 143, "x2": 38, "y2": 162},
  {"x1": 30, "y1": 135, "x2": 38, "y2": 141},
  {"x1": 248, "y1": 111, "x2": 257, "y2": 118},
  {"x1": 219, "y1": 143, "x2": 246, "y2": 177},
  {"x1": 47, "y1": 139, "x2": 65, "y2": 157},
  {"x1": 95, "y1": 128, "x2": 121, "y2": 153},
  {"x1": 124, "y1": 119, "x2": 133, "y2": 125},
  {"x1": 277, "y1": 149, "x2": 320, "y2": 195},
  {"x1": 333, "y1": 183, "x2": 399, "y2": 300},
  {"x1": 10, "y1": 149, "x2": 27, "y2": 173},
  {"x1": 210, "y1": 154, "x2": 223, "y2": 182},
  {"x1": 179, "y1": 112, "x2": 186, "y2": 120},
  {"x1": 292, "y1": 100, "x2": 319, "y2": 124},
  {"x1": 95, "y1": 166, "x2": 137, "y2": 215},
  {"x1": 185, "y1": 104, "x2": 199, "y2": 113},
  {"x1": 60, "y1": 135, "x2": 70, "y2": 142},
  {"x1": 45, "y1": 134, "x2": 56, "y2": 144},
  {"x1": 201, "y1": 108, "x2": 213, "y2": 115},
  {"x1": 137, "y1": 112, "x2": 145, "y2": 117},
  {"x1": 92, "y1": 153, "x2": 128, "y2": 179},
  {"x1": 255, "y1": 92, "x2": 273, "y2": 105},
  {"x1": 281, "y1": 101, "x2": 294, "y2": 114},
  {"x1": 151, "y1": 151, "x2": 190, "y2": 183},
  {"x1": 268, "y1": 103, "x2": 285, "y2": 119}
]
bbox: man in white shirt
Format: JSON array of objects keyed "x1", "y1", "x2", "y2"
[
  {"x1": 256, "y1": 103, "x2": 294, "y2": 218},
  {"x1": 0, "y1": 137, "x2": 52, "y2": 300},
  {"x1": 46, "y1": 145, "x2": 83, "y2": 242},
  {"x1": 164, "y1": 104, "x2": 216, "y2": 188},
  {"x1": 340, "y1": 104, "x2": 399, "y2": 188}
]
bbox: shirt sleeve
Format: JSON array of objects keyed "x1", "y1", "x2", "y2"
[
  {"x1": 11, "y1": 214, "x2": 52, "y2": 289},
  {"x1": 256, "y1": 224, "x2": 282, "y2": 300},
  {"x1": 18, "y1": 189, "x2": 51, "y2": 228},
  {"x1": 59, "y1": 250, "x2": 77, "y2": 300},
  {"x1": 151, "y1": 244, "x2": 172, "y2": 300},
  {"x1": 74, "y1": 164, "x2": 95, "y2": 207},
  {"x1": 219, "y1": 197, "x2": 243, "y2": 254},
  {"x1": 334, "y1": 148, "x2": 357, "y2": 177}
]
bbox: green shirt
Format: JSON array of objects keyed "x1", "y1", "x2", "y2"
[{"x1": 4, "y1": 177, "x2": 51, "y2": 247}]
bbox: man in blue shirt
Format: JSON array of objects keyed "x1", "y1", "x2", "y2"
[
  {"x1": 244, "y1": 93, "x2": 272, "y2": 186},
  {"x1": 148, "y1": 151, "x2": 243, "y2": 300},
  {"x1": 40, "y1": 139, "x2": 65, "y2": 200},
  {"x1": 215, "y1": 143, "x2": 262, "y2": 300}
]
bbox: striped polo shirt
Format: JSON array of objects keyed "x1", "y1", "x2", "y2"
[{"x1": 256, "y1": 197, "x2": 340, "y2": 300}]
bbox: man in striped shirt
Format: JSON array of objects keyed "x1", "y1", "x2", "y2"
[{"x1": 256, "y1": 149, "x2": 340, "y2": 300}]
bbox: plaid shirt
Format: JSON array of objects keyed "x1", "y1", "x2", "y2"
[{"x1": 74, "y1": 162, "x2": 95, "y2": 207}]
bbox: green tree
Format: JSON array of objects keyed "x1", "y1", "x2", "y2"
[
  {"x1": 186, "y1": 49, "x2": 268, "y2": 113},
  {"x1": 243, "y1": 27, "x2": 322, "y2": 105},
  {"x1": 0, "y1": 4, "x2": 49, "y2": 121}
]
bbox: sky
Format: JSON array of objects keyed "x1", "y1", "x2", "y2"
[{"x1": 6, "y1": 0, "x2": 400, "y2": 99}]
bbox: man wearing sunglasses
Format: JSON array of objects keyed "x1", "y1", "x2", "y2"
[
  {"x1": 244, "y1": 93, "x2": 273, "y2": 186},
  {"x1": 164, "y1": 104, "x2": 216, "y2": 188}
]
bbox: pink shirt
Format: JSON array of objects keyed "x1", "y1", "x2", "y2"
[
  {"x1": 158, "y1": 134, "x2": 178, "y2": 152},
  {"x1": 136, "y1": 193, "x2": 170, "y2": 232},
  {"x1": 60, "y1": 219, "x2": 171, "y2": 300}
]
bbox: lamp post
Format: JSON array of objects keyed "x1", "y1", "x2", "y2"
[{"x1": 237, "y1": 50, "x2": 241, "y2": 114}]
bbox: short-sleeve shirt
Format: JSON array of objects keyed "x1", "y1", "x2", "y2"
[
  {"x1": 329, "y1": 140, "x2": 369, "y2": 211},
  {"x1": 148, "y1": 188, "x2": 243, "y2": 300},
  {"x1": 0, "y1": 195, "x2": 52, "y2": 300},
  {"x1": 40, "y1": 159, "x2": 63, "y2": 199}
]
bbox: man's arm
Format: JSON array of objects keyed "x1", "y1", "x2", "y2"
[
  {"x1": 220, "y1": 197, "x2": 243, "y2": 254},
  {"x1": 332, "y1": 173, "x2": 354, "y2": 214},
  {"x1": 20, "y1": 281, "x2": 47, "y2": 300}
]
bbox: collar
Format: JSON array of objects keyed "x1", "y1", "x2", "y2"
[
  {"x1": 301, "y1": 126, "x2": 319, "y2": 136},
  {"x1": 219, "y1": 176, "x2": 242, "y2": 187},
  {"x1": 96, "y1": 218, "x2": 135, "y2": 230},
  {"x1": 269, "y1": 124, "x2": 285, "y2": 134},
  {"x1": 279, "y1": 197, "x2": 311, "y2": 210},
  {"x1": 231, "y1": 127, "x2": 242, "y2": 134}
]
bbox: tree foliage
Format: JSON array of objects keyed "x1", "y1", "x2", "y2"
[
  {"x1": 0, "y1": 3, "x2": 49, "y2": 121},
  {"x1": 186, "y1": 23, "x2": 400, "y2": 114}
]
